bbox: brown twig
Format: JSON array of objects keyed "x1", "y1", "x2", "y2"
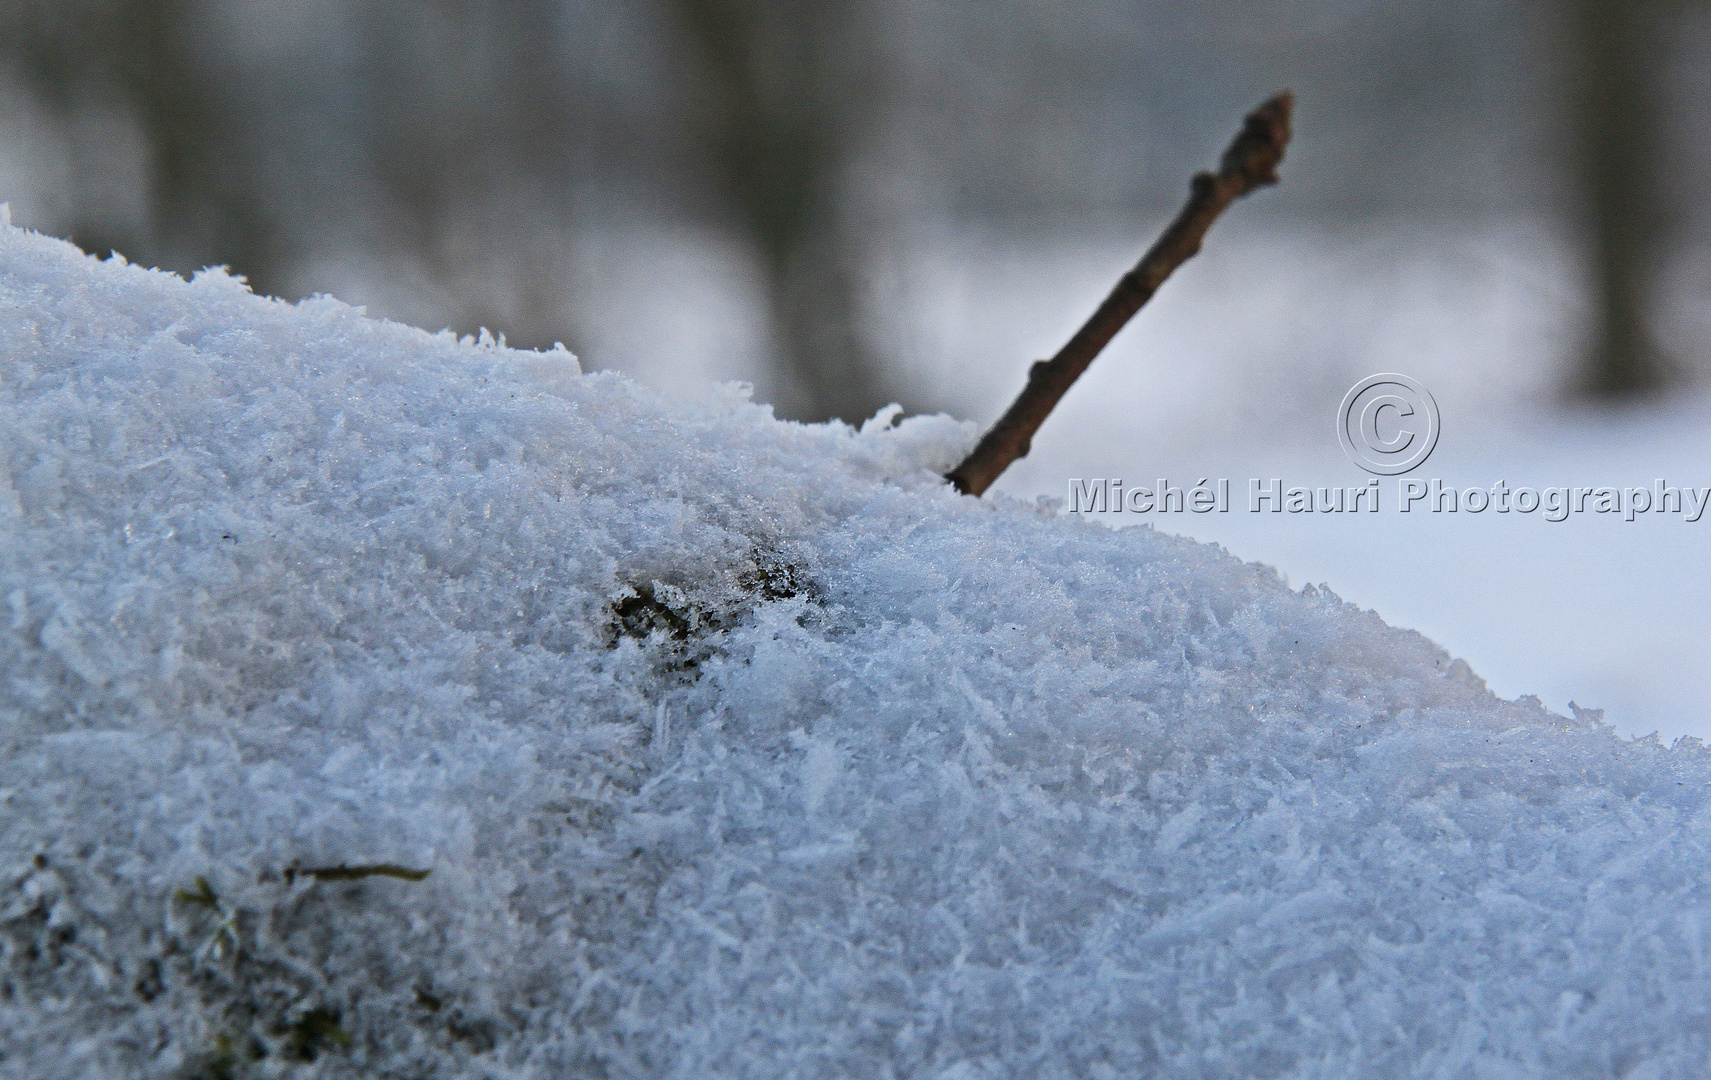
[
  {"x1": 945, "y1": 91, "x2": 1294, "y2": 497},
  {"x1": 285, "y1": 863, "x2": 432, "y2": 883}
]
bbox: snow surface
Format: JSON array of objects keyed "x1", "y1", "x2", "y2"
[{"x1": 4, "y1": 222, "x2": 1711, "y2": 1078}]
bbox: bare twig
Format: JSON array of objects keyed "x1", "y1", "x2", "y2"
[
  {"x1": 285, "y1": 863, "x2": 432, "y2": 883},
  {"x1": 945, "y1": 92, "x2": 1293, "y2": 497}
]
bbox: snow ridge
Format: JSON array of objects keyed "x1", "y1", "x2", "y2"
[{"x1": 2, "y1": 225, "x2": 1708, "y2": 1078}]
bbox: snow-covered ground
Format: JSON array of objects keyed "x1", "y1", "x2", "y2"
[{"x1": 8, "y1": 221, "x2": 1711, "y2": 1077}]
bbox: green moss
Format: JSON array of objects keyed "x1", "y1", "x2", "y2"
[
  {"x1": 173, "y1": 876, "x2": 219, "y2": 908},
  {"x1": 284, "y1": 1007, "x2": 352, "y2": 1060}
]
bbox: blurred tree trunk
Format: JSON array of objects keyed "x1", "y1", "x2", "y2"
[
  {"x1": 11, "y1": 0, "x2": 281, "y2": 291},
  {"x1": 1565, "y1": 0, "x2": 1671, "y2": 398},
  {"x1": 113, "y1": 0, "x2": 280, "y2": 289},
  {"x1": 357, "y1": 0, "x2": 575, "y2": 349},
  {"x1": 672, "y1": 0, "x2": 893, "y2": 424}
]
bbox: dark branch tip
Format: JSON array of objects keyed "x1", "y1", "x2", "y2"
[{"x1": 1219, "y1": 90, "x2": 1293, "y2": 190}]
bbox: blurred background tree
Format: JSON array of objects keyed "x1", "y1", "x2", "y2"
[
  {"x1": 0, "y1": 0, "x2": 1705, "y2": 419},
  {"x1": 671, "y1": 0, "x2": 891, "y2": 422},
  {"x1": 9, "y1": 0, "x2": 281, "y2": 291},
  {"x1": 1565, "y1": 0, "x2": 1677, "y2": 398}
]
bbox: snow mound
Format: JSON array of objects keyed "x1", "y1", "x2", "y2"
[{"x1": 3, "y1": 223, "x2": 1710, "y2": 1079}]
